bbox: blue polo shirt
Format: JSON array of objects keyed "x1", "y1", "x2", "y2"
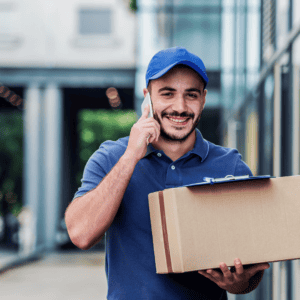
[{"x1": 73, "y1": 128, "x2": 252, "y2": 300}]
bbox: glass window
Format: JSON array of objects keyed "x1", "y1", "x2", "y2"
[
  {"x1": 261, "y1": 74, "x2": 274, "y2": 174},
  {"x1": 276, "y1": 0, "x2": 289, "y2": 48},
  {"x1": 173, "y1": 13, "x2": 221, "y2": 70},
  {"x1": 174, "y1": 0, "x2": 221, "y2": 7},
  {"x1": 79, "y1": 9, "x2": 112, "y2": 35}
]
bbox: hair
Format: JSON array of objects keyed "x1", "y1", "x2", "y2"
[{"x1": 147, "y1": 64, "x2": 206, "y2": 95}]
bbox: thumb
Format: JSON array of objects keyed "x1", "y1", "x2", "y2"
[
  {"x1": 260, "y1": 263, "x2": 270, "y2": 270},
  {"x1": 251, "y1": 263, "x2": 270, "y2": 276}
]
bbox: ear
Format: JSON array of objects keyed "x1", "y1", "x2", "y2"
[
  {"x1": 143, "y1": 88, "x2": 149, "y2": 97},
  {"x1": 202, "y1": 89, "x2": 207, "y2": 110}
]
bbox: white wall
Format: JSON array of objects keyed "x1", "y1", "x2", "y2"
[
  {"x1": 0, "y1": 0, "x2": 136, "y2": 68},
  {"x1": 292, "y1": 0, "x2": 300, "y2": 66}
]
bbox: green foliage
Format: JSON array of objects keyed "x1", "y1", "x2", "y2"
[
  {"x1": 0, "y1": 112, "x2": 23, "y2": 217},
  {"x1": 130, "y1": 0, "x2": 137, "y2": 12},
  {"x1": 0, "y1": 109, "x2": 137, "y2": 216},
  {"x1": 77, "y1": 109, "x2": 137, "y2": 186}
]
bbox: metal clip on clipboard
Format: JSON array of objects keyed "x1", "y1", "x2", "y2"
[
  {"x1": 203, "y1": 175, "x2": 251, "y2": 184},
  {"x1": 181, "y1": 175, "x2": 271, "y2": 188}
]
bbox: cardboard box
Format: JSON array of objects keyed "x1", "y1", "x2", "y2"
[{"x1": 148, "y1": 175, "x2": 300, "y2": 274}]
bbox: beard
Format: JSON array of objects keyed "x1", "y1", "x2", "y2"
[{"x1": 154, "y1": 110, "x2": 203, "y2": 143}]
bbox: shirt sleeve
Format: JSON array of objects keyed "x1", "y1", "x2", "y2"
[
  {"x1": 234, "y1": 155, "x2": 253, "y2": 177},
  {"x1": 72, "y1": 146, "x2": 110, "y2": 201}
]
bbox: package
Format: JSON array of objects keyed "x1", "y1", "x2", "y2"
[{"x1": 148, "y1": 175, "x2": 300, "y2": 274}]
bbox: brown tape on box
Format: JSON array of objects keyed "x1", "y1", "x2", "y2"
[{"x1": 158, "y1": 191, "x2": 173, "y2": 273}]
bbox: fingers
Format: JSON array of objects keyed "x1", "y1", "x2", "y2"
[
  {"x1": 198, "y1": 259, "x2": 271, "y2": 292},
  {"x1": 127, "y1": 104, "x2": 161, "y2": 160},
  {"x1": 230, "y1": 259, "x2": 269, "y2": 278},
  {"x1": 151, "y1": 120, "x2": 160, "y2": 142},
  {"x1": 141, "y1": 118, "x2": 160, "y2": 143},
  {"x1": 198, "y1": 261, "x2": 240, "y2": 281},
  {"x1": 198, "y1": 269, "x2": 218, "y2": 283},
  {"x1": 219, "y1": 263, "x2": 233, "y2": 279},
  {"x1": 146, "y1": 126, "x2": 158, "y2": 144},
  {"x1": 140, "y1": 104, "x2": 160, "y2": 138},
  {"x1": 233, "y1": 259, "x2": 244, "y2": 275},
  {"x1": 138, "y1": 101, "x2": 160, "y2": 142},
  {"x1": 199, "y1": 267, "x2": 225, "y2": 281},
  {"x1": 140, "y1": 104, "x2": 150, "y2": 120},
  {"x1": 142, "y1": 120, "x2": 160, "y2": 139}
]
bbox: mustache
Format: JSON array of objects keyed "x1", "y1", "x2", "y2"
[{"x1": 161, "y1": 112, "x2": 194, "y2": 118}]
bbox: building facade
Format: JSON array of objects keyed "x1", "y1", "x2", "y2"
[
  {"x1": 135, "y1": 0, "x2": 300, "y2": 299},
  {"x1": 1, "y1": 0, "x2": 300, "y2": 298},
  {"x1": 226, "y1": 0, "x2": 300, "y2": 300},
  {"x1": 135, "y1": 0, "x2": 261, "y2": 146},
  {"x1": 0, "y1": 0, "x2": 136, "y2": 253},
  {"x1": 135, "y1": 0, "x2": 224, "y2": 147}
]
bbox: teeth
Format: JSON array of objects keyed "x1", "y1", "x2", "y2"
[{"x1": 169, "y1": 118, "x2": 187, "y2": 123}]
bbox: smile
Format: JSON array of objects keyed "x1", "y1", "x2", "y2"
[{"x1": 167, "y1": 117, "x2": 190, "y2": 125}]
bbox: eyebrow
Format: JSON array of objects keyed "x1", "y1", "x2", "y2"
[
  {"x1": 186, "y1": 88, "x2": 202, "y2": 95},
  {"x1": 158, "y1": 86, "x2": 202, "y2": 95},
  {"x1": 158, "y1": 87, "x2": 176, "y2": 93}
]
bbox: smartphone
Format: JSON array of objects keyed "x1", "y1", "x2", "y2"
[{"x1": 141, "y1": 93, "x2": 153, "y2": 118}]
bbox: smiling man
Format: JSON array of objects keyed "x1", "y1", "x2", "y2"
[
  {"x1": 144, "y1": 62, "x2": 207, "y2": 162},
  {"x1": 65, "y1": 47, "x2": 269, "y2": 300}
]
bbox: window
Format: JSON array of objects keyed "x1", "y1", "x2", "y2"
[
  {"x1": 79, "y1": 9, "x2": 112, "y2": 35},
  {"x1": 174, "y1": 13, "x2": 221, "y2": 70},
  {"x1": 0, "y1": 2, "x2": 21, "y2": 49},
  {"x1": 0, "y1": 3, "x2": 17, "y2": 34}
]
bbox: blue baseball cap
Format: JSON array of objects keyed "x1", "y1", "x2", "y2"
[{"x1": 146, "y1": 47, "x2": 209, "y2": 88}]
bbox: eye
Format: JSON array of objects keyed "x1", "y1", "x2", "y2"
[
  {"x1": 188, "y1": 93, "x2": 198, "y2": 98},
  {"x1": 162, "y1": 93, "x2": 173, "y2": 96}
]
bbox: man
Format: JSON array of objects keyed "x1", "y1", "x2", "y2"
[{"x1": 65, "y1": 47, "x2": 269, "y2": 299}]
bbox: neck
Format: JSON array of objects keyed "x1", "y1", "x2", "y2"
[{"x1": 151, "y1": 130, "x2": 196, "y2": 162}]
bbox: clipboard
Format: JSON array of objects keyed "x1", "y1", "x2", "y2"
[{"x1": 182, "y1": 175, "x2": 272, "y2": 187}]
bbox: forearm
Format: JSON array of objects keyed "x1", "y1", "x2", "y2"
[
  {"x1": 65, "y1": 151, "x2": 138, "y2": 250},
  {"x1": 227, "y1": 270, "x2": 265, "y2": 295}
]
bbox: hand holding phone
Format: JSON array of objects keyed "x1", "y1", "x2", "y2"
[
  {"x1": 141, "y1": 93, "x2": 153, "y2": 118},
  {"x1": 125, "y1": 92, "x2": 159, "y2": 162}
]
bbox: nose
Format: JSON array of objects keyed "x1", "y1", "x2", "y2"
[{"x1": 172, "y1": 95, "x2": 187, "y2": 114}]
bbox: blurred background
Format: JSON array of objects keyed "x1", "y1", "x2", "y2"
[{"x1": 0, "y1": 0, "x2": 299, "y2": 299}]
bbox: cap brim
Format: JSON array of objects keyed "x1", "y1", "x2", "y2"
[{"x1": 148, "y1": 61, "x2": 208, "y2": 88}]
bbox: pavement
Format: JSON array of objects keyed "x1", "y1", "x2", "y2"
[
  {"x1": 0, "y1": 249, "x2": 240, "y2": 300},
  {"x1": 0, "y1": 250, "x2": 108, "y2": 300}
]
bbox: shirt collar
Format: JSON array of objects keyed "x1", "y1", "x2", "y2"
[
  {"x1": 144, "y1": 143, "x2": 157, "y2": 157},
  {"x1": 190, "y1": 128, "x2": 209, "y2": 162},
  {"x1": 144, "y1": 128, "x2": 209, "y2": 162}
]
